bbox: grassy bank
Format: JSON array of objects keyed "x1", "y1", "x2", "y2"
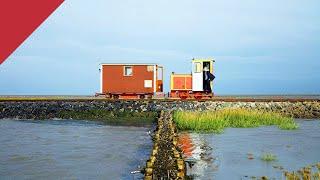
[
  {"x1": 173, "y1": 109, "x2": 298, "y2": 133},
  {"x1": 58, "y1": 109, "x2": 157, "y2": 126}
]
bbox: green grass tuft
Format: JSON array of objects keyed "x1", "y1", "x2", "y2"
[
  {"x1": 173, "y1": 108, "x2": 298, "y2": 133},
  {"x1": 260, "y1": 153, "x2": 277, "y2": 162}
]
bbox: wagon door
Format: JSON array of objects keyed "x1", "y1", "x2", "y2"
[{"x1": 192, "y1": 61, "x2": 203, "y2": 91}]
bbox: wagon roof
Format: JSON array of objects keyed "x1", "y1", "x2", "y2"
[{"x1": 100, "y1": 63, "x2": 159, "y2": 66}]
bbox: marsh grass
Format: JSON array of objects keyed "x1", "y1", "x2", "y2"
[
  {"x1": 173, "y1": 109, "x2": 298, "y2": 133},
  {"x1": 260, "y1": 153, "x2": 277, "y2": 162}
]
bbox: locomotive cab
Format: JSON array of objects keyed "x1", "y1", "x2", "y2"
[{"x1": 192, "y1": 58, "x2": 215, "y2": 92}]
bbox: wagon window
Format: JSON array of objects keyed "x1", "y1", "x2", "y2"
[
  {"x1": 194, "y1": 62, "x2": 201, "y2": 73},
  {"x1": 124, "y1": 66, "x2": 133, "y2": 76},
  {"x1": 144, "y1": 80, "x2": 153, "y2": 88}
]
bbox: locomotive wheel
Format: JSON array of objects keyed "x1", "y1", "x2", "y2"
[
  {"x1": 180, "y1": 96, "x2": 187, "y2": 100},
  {"x1": 179, "y1": 92, "x2": 188, "y2": 100},
  {"x1": 195, "y1": 96, "x2": 202, "y2": 100},
  {"x1": 193, "y1": 92, "x2": 203, "y2": 100},
  {"x1": 139, "y1": 95, "x2": 145, "y2": 99}
]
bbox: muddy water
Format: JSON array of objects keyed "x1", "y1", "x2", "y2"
[
  {"x1": 179, "y1": 120, "x2": 320, "y2": 179},
  {"x1": 0, "y1": 119, "x2": 152, "y2": 179}
]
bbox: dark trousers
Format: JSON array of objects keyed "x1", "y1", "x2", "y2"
[{"x1": 204, "y1": 80, "x2": 212, "y2": 93}]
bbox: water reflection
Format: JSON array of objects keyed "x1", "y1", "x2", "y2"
[
  {"x1": 178, "y1": 133, "x2": 217, "y2": 179},
  {"x1": 178, "y1": 120, "x2": 320, "y2": 179}
]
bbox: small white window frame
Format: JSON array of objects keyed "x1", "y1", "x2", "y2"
[
  {"x1": 194, "y1": 62, "x2": 202, "y2": 73},
  {"x1": 123, "y1": 66, "x2": 133, "y2": 76}
]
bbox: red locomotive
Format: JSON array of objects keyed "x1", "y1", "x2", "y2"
[{"x1": 96, "y1": 58, "x2": 215, "y2": 99}]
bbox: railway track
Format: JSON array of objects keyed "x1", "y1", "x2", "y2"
[{"x1": 0, "y1": 96, "x2": 319, "y2": 102}]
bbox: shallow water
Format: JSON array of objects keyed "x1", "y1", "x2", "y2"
[
  {"x1": 179, "y1": 119, "x2": 320, "y2": 179},
  {"x1": 0, "y1": 119, "x2": 152, "y2": 179}
]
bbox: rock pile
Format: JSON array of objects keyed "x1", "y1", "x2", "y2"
[
  {"x1": 144, "y1": 111, "x2": 185, "y2": 180},
  {"x1": 1, "y1": 100, "x2": 320, "y2": 119}
]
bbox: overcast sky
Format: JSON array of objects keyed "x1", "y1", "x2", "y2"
[{"x1": 0, "y1": 0, "x2": 319, "y2": 95}]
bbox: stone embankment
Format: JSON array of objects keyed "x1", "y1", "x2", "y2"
[
  {"x1": 1, "y1": 100, "x2": 320, "y2": 119},
  {"x1": 144, "y1": 111, "x2": 185, "y2": 180}
]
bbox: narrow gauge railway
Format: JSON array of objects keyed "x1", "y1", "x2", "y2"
[
  {"x1": 0, "y1": 96, "x2": 319, "y2": 102},
  {"x1": 96, "y1": 58, "x2": 216, "y2": 100},
  {"x1": 95, "y1": 58, "x2": 320, "y2": 101}
]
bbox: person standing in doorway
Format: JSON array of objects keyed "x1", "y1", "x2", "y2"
[{"x1": 203, "y1": 65, "x2": 215, "y2": 93}]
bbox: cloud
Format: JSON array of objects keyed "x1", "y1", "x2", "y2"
[{"x1": 1, "y1": 0, "x2": 320, "y2": 95}]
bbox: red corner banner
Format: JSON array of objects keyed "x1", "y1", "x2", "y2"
[{"x1": 0, "y1": 0, "x2": 64, "y2": 65}]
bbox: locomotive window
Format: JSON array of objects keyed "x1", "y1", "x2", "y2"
[
  {"x1": 124, "y1": 66, "x2": 133, "y2": 76},
  {"x1": 194, "y1": 62, "x2": 201, "y2": 73}
]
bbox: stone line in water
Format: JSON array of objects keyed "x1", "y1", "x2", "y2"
[{"x1": 144, "y1": 111, "x2": 185, "y2": 180}]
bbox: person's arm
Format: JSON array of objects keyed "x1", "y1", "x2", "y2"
[{"x1": 209, "y1": 72, "x2": 215, "y2": 81}]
